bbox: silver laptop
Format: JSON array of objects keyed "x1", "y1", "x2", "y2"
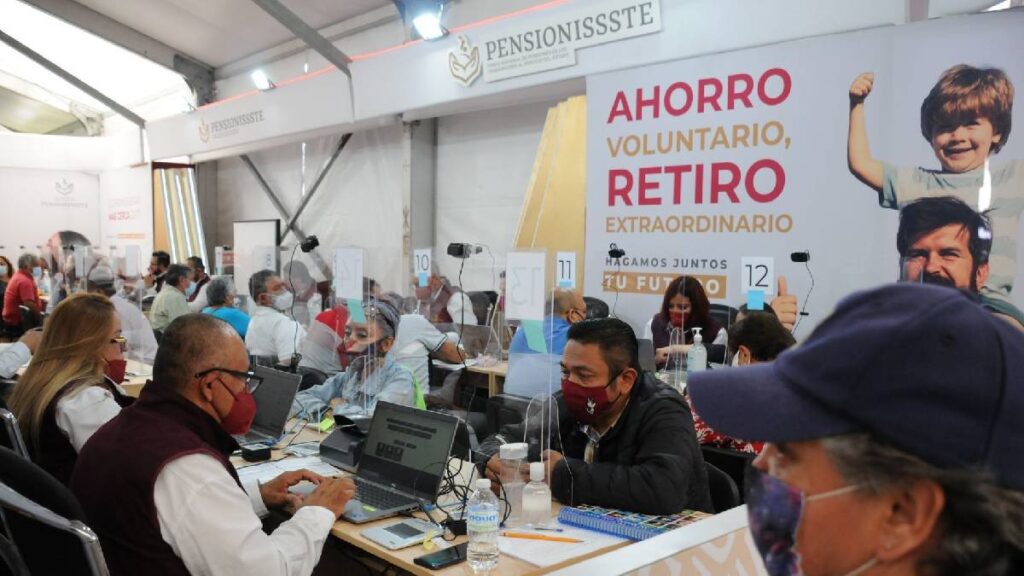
[
  {"x1": 233, "y1": 365, "x2": 301, "y2": 445},
  {"x1": 342, "y1": 402, "x2": 459, "y2": 524}
]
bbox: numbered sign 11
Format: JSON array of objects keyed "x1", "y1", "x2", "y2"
[
  {"x1": 740, "y1": 257, "x2": 775, "y2": 295},
  {"x1": 555, "y1": 251, "x2": 577, "y2": 289},
  {"x1": 413, "y1": 248, "x2": 432, "y2": 287},
  {"x1": 505, "y1": 251, "x2": 546, "y2": 321},
  {"x1": 334, "y1": 248, "x2": 364, "y2": 300}
]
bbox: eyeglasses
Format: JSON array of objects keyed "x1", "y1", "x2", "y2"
[
  {"x1": 194, "y1": 367, "x2": 264, "y2": 394},
  {"x1": 109, "y1": 336, "x2": 128, "y2": 352}
]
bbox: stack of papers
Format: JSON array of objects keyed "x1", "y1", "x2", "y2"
[
  {"x1": 497, "y1": 521, "x2": 627, "y2": 568},
  {"x1": 236, "y1": 456, "x2": 342, "y2": 484}
]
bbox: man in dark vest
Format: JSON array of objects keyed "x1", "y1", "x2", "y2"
[{"x1": 72, "y1": 313, "x2": 356, "y2": 575}]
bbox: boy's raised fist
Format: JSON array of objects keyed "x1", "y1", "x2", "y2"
[{"x1": 849, "y1": 72, "x2": 875, "y2": 103}]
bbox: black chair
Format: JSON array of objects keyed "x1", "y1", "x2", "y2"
[
  {"x1": 296, "y1": 367, "x2": 328, "y2": 391},
  {"x1": 0, "y1": 409, "x2": 28, "y2": 460},
  {"x1": 485, "y1": 394, "x2": 532, "y2": 439},
  {"x1": 701, "y1": 446, "x2": 756, "y2": 501},
  {"x1": 16, "y1": 307, "x2": 40, "y2": 333},
  {"x1": 466, "y1": 291, "x2": 492, "y2": 326},
  {"x1": 709, "y1": 303, "x2": 738, "y2": 329},
  {"x1": 704, "y1": 461, "x2": 741, "y2": 513},
  {"x1": 0, "y1": 447, "x2": 107, "y2": 576},
  {"x1": 583, "y1": 297, "x2": 610, "y2": 320}
]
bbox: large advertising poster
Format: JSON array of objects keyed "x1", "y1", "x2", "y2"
[
  {"x1": 0, "y1": 167, "x2": 101, "y2": 252},
  {"x1": 585, "y1": 10, "x2": 1024, "y2": 337}
]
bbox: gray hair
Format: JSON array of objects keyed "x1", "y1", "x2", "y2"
[
  {"x1": 249, "y1": 269, "x2": 275, "y2": 301},
  {"x1": 17, "y1": 253, "x2": 37, "y2": 270},
  {"x1": 823, "y1": 434, "x2": 1024, "y2": 575},
  {"x1": 206, "y1": 276, "x2": 234, "y2": 306},
  {"x1": 165, "y1": 264, "x2": 190, "y2": 289},
  {"x1": 364, "y1": 298, "x2": 400, "y2": 338}
]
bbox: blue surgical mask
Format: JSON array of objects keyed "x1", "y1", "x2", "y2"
[
  {"x1": 745, "y1": 466, "x2": 876, "y2": 576},
  {"x1": 0, "y1": 265, "x2": 7, "y2": 277},
  {"x1": 32, "y1": 266, "x2": 42, "y2": 278},
  {"x1": 185, "y1": 281, "x2": 197, "y2": 298}
]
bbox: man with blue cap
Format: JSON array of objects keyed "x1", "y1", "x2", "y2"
[{"x1": 689, "y1": 283, "x2": 1024, "y2": 576}]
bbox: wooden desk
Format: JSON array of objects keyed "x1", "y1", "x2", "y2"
[
  {"x1": 121, "y1": 359, "x2": 152, "y2": 397},
  {"x1": 467, "y1": 361, "x2": 508, "y2": 396},
  {"x1": 234, "y1": 424, "x2": 627, "y2": 575}
]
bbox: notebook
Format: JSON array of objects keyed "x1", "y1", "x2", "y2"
[{"x1": 557, "y1": 505, "x2": 711, "y2": 541}]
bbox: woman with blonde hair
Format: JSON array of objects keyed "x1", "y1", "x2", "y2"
[{"x1": 7, "y1": 292, "x2": 134, "y2": 484}]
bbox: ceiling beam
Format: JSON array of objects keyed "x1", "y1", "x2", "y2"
[
  {"x1": 249, "y1": 0, "x2": 353, "y2": 78},
  {"x1": 0, "y1": 28, "x2": 146, "y2": 128},
  {"x1": 19, "y1": 0, "x2": 216, "y2": 104}
]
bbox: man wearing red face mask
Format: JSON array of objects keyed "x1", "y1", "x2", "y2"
[
  {"x1": 479, "y1": 318, "x2": 713, "y2": 515},
  {"x1": 72, "y1": 314, "x2": 357, "y2": 576}
]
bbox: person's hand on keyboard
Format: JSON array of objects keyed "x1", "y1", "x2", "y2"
[
  {"x1": 302, "y1": 477, "x2": 357, "y2": 518},
  {"x1": 260, "y1": 469, "x2": 326, "y2": 510}
]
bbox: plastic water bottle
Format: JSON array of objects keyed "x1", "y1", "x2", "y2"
[
  {"x1": 467, "y1": 478, "x2": 500, "y2": 572},
  {"x1": 667, "y1": 326, "x2": 687, "y2": 392},
  {"x1": 521, "y1": 462, "x2": 552, "y2": 528},
  {"x1": 687, "y1": 327, "x2": 707, "y2": 375},
  {"x1": 499, "y1": 442, "x2": 528, "y2": 527}
]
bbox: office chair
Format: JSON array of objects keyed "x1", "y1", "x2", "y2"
[
  {"x1": 701, "y1": 446, "x2": 756, "y2": 501},
  {"x1": 709, "y1": 303, "x2": 738, "y2": 329},
  {"x1": 484, "y1": 394, "x2": 533, "y2": 439},
  {"x1": 704, "y1": 461, "x2": 741, "y2": 513},
  {"x1": 583, "y1": 297, "x2": 610, "y2": 320},
  {"x1": 0, "y1": 447, "x2": 108, "y2": 576},
  {"x1": 0, "y1": 410, "x2": 28, "y2": 460}
]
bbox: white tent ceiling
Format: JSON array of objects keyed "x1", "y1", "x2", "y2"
[{"x1": 69, "y1": 0, "x2": 393, "y2": 68}]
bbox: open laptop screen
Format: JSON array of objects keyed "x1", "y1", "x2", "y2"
[
  {"x1": 251, "y1": 365, "x2": 301, "y2": 437},
  {"x1": 358, "y1": 402, "x2": 458, "y2": 503}
]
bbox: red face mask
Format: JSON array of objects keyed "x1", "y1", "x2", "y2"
[
  {"x1": 105, "y1": 358, "x2": 127, "y2": 384},
  {"x1": 560, "y1": 374, "x2": 621, "y2": 425},
  {"x1": 669, "y1": 310, "x2": 684, "y2": 328},
  {"x1": 218, "y1": 380, "x2": 257, "y2": 435}
]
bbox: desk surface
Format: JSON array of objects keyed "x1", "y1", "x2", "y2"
[
  {"x1": 467, "y1": 361, "x2": 508, "y2": 377},
  {"x1": 234, "y1": 425, "x2": 627, "y2": 576}
]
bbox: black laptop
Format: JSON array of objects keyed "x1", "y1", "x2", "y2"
[{"x1": 233, "y1": 365, "x2": 301, "y2": 445}]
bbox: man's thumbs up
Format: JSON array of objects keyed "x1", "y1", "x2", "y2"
[{"x1": 770, "y1": 275, "x2": 798, "y2": 330}]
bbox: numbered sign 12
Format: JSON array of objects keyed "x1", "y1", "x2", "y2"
[
  {"x1": 740, "y1": 257, "x2": 775, "y2": 295},
  {"x1": 555, "y1": 251, "x2": 577, "y2": 289},
  {"x1": 505, "y1": 252, "x2": 546, "y2": 321},
  {"x1": 413, "y1": 248, "x2": 432, "y2": 287},
  {"x1": 334, "y1": 248, "x2": 364, "y2": 300}
]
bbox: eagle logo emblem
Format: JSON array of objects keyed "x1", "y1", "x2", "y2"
[
  {"x1": 55, "y1": 178, "x2": 73, "y2": 196},
  {"x1": 198, "y1": 119, "x2": 210, "y2": 143},
  {"x1": 448, "y1": 36, "x2": 481, "y2": 87},
  {"x1": 586, "y1": 397, "x2": 597, "y2": 415}
]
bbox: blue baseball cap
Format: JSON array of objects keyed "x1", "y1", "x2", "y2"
[{"x1": 689, "y1": 283, "x2": 1024, "y2": 490}]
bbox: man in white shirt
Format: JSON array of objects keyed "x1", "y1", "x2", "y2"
[
  {"x1": 413, "y1": 269, "x2": 480, "y2": 325},
  {"x1": 150, "y1": 264, "x2": 192, "y2": 333},
  {"x1": 391, "y1": 313, "x2": 465, "y2": 387},
  {"x1": 87, "y1": 265, "x2": 159, "y2": 364},
  {"x1": 246, "y1": 269, "x2": 307, "y2": 365},
  {"x1": 71, "y1": 313, "x2": 356, "y2": 576},
  {"x1": 0, "y1": 329, "x2": 40, "y2": 379},
  {"x1": 185, "y1": 256, "x2": 212, "y2": 312}
]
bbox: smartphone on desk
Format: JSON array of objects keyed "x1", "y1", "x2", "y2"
[{"x1": 413, "y1": 543, "x2": 468, "y2": 570}]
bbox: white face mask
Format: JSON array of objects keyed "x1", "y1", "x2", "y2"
[
  {"x1": 272, "y1": 290, "x2": 294, "y2": 311},
  {"x1": 0, "y1": 265, "x2": 7, "y2": 277}
]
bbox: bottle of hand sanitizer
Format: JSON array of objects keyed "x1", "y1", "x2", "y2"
[
  {"x1": 521, "y1": 462, "x2": 552, "y2": 528},
  {"x1": 687, "y1": 327, "x2": 707, "y2": 374}
]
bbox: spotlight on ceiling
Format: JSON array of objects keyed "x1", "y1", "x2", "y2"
[
  {"x1": 394, "y1": 0, "x2": 449, "y2": 41},
  {"x1": 250, "y1": 69, "x2": 274, "y2": 91}
]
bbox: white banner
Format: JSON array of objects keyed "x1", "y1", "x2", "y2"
[
  {"x1": 0, "y1": 168, "x2": 100, "y2": 255},
  {"x1": 99, "y1": 165, "x2": 154, "y2": 261},
  {"x1": 585, "y1": 12, "x2": 1024, "y2": 336}
]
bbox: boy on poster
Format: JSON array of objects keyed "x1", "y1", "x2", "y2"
[{"x1": 847, "y1": 64, "x2": 1023, "y2": 300}]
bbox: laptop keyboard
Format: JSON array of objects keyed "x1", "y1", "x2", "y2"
[{"x1": 355, "y1": 479, "x2": 417, "y2": 510}]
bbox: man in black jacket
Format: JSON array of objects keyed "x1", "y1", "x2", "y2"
[{"x1": 479, "y1": 318, "x2": 712, "y2": 515}]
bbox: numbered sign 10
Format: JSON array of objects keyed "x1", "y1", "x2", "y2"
[
  {"x1": 505, "y1": 252, "x2": 546, "y2": 321},
  {"x1": 413, "y1": 248, "x2": 432, "y2": 288},
  {"x1": 740, "y1": 257, "x2": 775, "y2": 295}
]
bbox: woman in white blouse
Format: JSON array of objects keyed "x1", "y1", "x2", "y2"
[{"x1": 7, "y1": 292, "x2": 135, "y2": 484}]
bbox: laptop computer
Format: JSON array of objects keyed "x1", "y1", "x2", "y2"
[
  {"x1": 637, "y1": 338, "x2": 657, "y2": 373},
  {"x1": 342, "y1": 401, "x2": 459, "y2": 524},
  {"x1": 233, "y1": 365, "x2": 301, "y2": 445}
]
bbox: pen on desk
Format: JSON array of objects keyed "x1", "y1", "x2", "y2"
[
  {"x1": 500, "y1": 532, "x2": 582, "y2": 543},
  {"x1": 532, "y1": 527, "x2": 564, "y2": 532}
]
